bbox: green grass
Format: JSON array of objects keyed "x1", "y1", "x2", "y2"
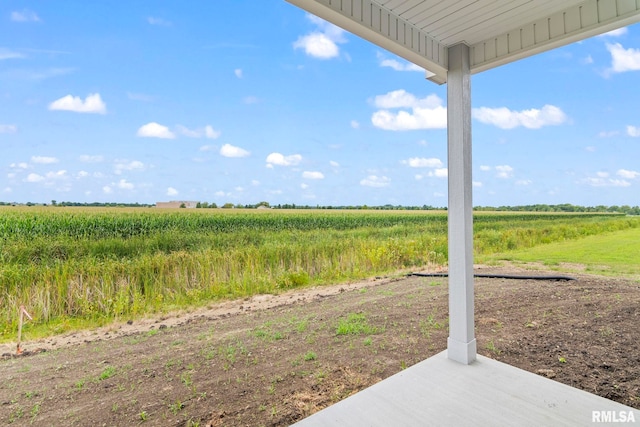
[
  {"x1": 1, "y1": 207, "x2": 638, "y2": 342},
  {"x1": 486, "y1": 227, "x2": 640, "y2": 278},
  {"x1": 335, "y1": 313, "x2": 382, "y2": 335}
]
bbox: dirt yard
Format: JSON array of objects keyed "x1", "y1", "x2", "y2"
[{"x1": 1, "y1": 265, "x2": 639, "y2": 426}]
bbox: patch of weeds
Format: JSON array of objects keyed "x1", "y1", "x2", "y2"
[
  {"x1": 419, "y1": 312, "x2": 444, "y2": 338},
  {"x1": 429, "y1": 281, "x2": 441, "y2": 287},
  {"x1": 253, "y1": 322, "x2": 286, "y2": 342},
  {"x1": 400, "y1": 360, "x2": 407, "y2": 370},
  {"x1": 363, "y1": 337, "x2": 372, "y2": 346},
  {"x1": 74, "y1": 379, "x2": 86, "y2": 390},
  {"x1": 485, "y1": 340, "x2": 501, "y2": 355},
  {"x1": 146, "y1": 329, "x2": 159, "y2": 337},
  {"x1": 9, "y1": 405, "x2": 24, "y2": 423},
  {"x1": 181, "y1": 372, "x2": 193, "y2": 388},
  {"x1": 293, "y1": 318, "x2": 309, "y2": 333},
  {"x1": 98, "y1": 366, "x2": 117, "y2": 381},
  {"x1": 169, "y1": 400, "x2": 184, "y2": 415},
  {"x1": 558, "y1": 356, "x2": 567, "y2": 363},
  {"x1": 335, "y1": 313, "x2": 382, "y2": 336},
  {"x1": 303, "y1": 351, "x2": 317, "y2": 361},
  {"x1": 30, "y1": 403, "x2": 40, "y2": 421},
  {"x1": 112, "y1": 403, "x2": 119, "y2": 413},
  {"x1": 138, "y1": 411, "x2": 148, "y2": 421}
]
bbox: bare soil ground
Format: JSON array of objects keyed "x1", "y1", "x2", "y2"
[{"x1": 1, "y1": 264, "x2": 639, "y2": 426}]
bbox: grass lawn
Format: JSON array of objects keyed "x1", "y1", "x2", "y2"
[{"x1": 486, "y1": 226, "x2": 640, "y2": 278}]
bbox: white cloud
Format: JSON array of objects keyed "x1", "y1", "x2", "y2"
[
  {"x1": 79, "y1": 155, "x2": 104, "y2": 163},
  {"x1": 167, "y1": 187, "x2": 179, "y2": 196},
  {"x1": 0, "y1": 124, "x2": 17, "y2": 133},
  {"x1": 45, "y1": 170, "x2": 67, "y2": 179},
  {"x1": 0, "y1": 48, "x2": 25, "y2": 60},
  {"x1": 428, "y1": 168, "x2": 448, "y2": 178},
  {"x1": 176, "y1": 125, "x2": 201, "y2": 138},
  {"x1": 25, "y1": 173, "x2": 44, "y2": 183},
  {"x1": 330, "y1": 160, "x2": 340, "y2": 167},
  {"x1": 23, "y1": 170, "x2": 68, "y2": 190},
  {"x1": 114, "y1": 160, "x2": 144, "y2": 174},
  {"x1": 175, "y1": 124, "x2": 221, "y2": 139},
  {"x1": 350, "y1": 120, "x2": 360, "y2": 129},
  {"x1": 234, "y1": 68, "x2": 243, "y2": 78},
  {"x1": 77, "y1": 171, "x2": 89, "y2": 178},
  {"x1": 10, "y1": 162, "x2": 28, "y2": 169},
  {"x1": 584, "y1": 177, "x2": 630, "y2": 187},
  {"x1": 596, "y1": 171, "x2": 609, "y2": 178},
  {"x1": 585, "y1": 146, "x2": 596, "y2": 152},
  {"x1": 294, "y1": 33, "x2": 340, "y2": 59},
  {"x1": 627, "y1": 125, "x2": 640, "y2": 137},
  {"x1": 300, "y1": 183, "x2": 309, "y2": 190},
  {"x1": 606, "y1": 43, "x2": 640, "y2": 74},
  {"x1": 617, "y1": 169, "x2": 640, "y2": 179},
  {"x1": 302, "y1": 171, "x2": 324, "y2": 180},
  {"x1": 516, "y1": 180, "x2": 532, "y2": 186},
  {"x1": 199, "y1": 145, "x2": 215, "y2": 152},
  {"x1": 360, "y1": 175, "x2": 390, "y2": 188},
  {"x1": 137, "y1": 122, "x2": 176, "y2": 139},
  {"x1": 495, "y1": 165, "x2": 514, "y2": 179},
  {"x1": 266, "y1": 152, "x2": 302, "y2": 167},
  {"x1": 581, "y1": 55, "x2": 594, "y2": 65},
  {"x1": 220, "y1": 143, "x2": 250, "y2": 158},
  {"x1": 147, "y1": 17, "x2": 172, "y2": 26},
  {"x1": 293, "y1": 15, "x2": 346, "y2": 59},
  {"x1": 404, "y1": 157, "x2": 443, "y2": 168},
  {"x1": 377, "y1": 52, "x2": 423, "y2": 72},
  {"x1": 11, "y1": 9, "x2": 41, "y2": 22},
  {"x1": 205, "y1": 125, "x2": 221, "y2": 139},
  {"x1": 598, "y1": 27, "x2": 628, "y2": 37},
  {"x1": 371, "y1": 90, "x2": 447, "y2": 131},
  {"x1": 103, "y1": 186, "x2": 113, "y2": 194},
  {"x1": 243, "y1": 96, "x2": 260, "y2": 105},
  {"x1": 2, "y1": 187, "x2": 11, "y2": 193},
  {"x1": 116, "y1": 179, "x2": 134, "y2": 190},
  {"x1": 599, "y1": 130, "x2": 619, "y2": 138},
  {"x1": 473, "y1": 105, "x2": 567, "y2": 129},
  {"x1": 472, "y1": 181, "x2": 482, "y2": 187},
  {"x1": 480, "y1": 165, "x2": 491, "y2": 171},
  {"x1": 31, "y1": 156, "x2": 58, "y2": 164},
  {"x1": 48, "y1": 93, "x2": 107, "y2": 114}
]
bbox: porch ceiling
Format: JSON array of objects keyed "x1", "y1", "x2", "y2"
[{"x1": 286, "y1": 0, "x2": 640, "y2": 83}]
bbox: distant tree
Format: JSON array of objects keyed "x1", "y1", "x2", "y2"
[
  {"x1": 222, "y1": 203, "x2": 234, "y2": 209},
  {"x1": 196, "y1": 202, "x2": 202, "y2": 208},
  {"x1": 256, "y1": 201, "x2": 270, "y2": 208},
  {"x1": 209, "y1": 202, "x2": 217, "y2": 209},
  {"x1": 51, "y1": 200, "x2": 57, "y2": 206},
  {"x1": 180, "y1": 203, "x2": 186, "y2": 208}
]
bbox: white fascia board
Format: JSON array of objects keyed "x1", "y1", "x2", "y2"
[
  {"x1": 470, "y1": 0, "x2": 640, "y2": 74},
  {"x1": 287, "y1": 0, "x2": 449, "y2": 84}
]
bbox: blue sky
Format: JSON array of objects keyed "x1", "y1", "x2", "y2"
[{"x1": 1, "y1": 1, "x2": 640, "y2": 207}]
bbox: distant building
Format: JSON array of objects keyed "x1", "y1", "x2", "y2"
[{"x1": 155, "y1": 201, "x2": 198, "y2": 209}]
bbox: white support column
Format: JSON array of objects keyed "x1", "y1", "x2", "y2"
[{"x1": 446, "y1": 43, "x2": 476, "y2": 365}]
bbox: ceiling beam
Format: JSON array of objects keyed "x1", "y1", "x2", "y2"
[{"x1": 470, "y1": 0, "x2": 640, "y2": 73}]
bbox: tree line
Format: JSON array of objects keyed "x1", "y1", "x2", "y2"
[{"x1": 1, "y1": 201, "x2": 638, "y2": 215}]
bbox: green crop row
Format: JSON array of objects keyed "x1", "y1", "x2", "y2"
[{"x1": 0, "y1": 207, "x2": 637, "y2": 341}]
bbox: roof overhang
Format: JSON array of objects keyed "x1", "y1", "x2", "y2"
[{"x1": 286, "y1": 0, "x2": 640, "y2": 84}]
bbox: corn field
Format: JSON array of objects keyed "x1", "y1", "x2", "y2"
[{"x1": 0, "y1": 207, "x2": 637, "y2": 341}]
